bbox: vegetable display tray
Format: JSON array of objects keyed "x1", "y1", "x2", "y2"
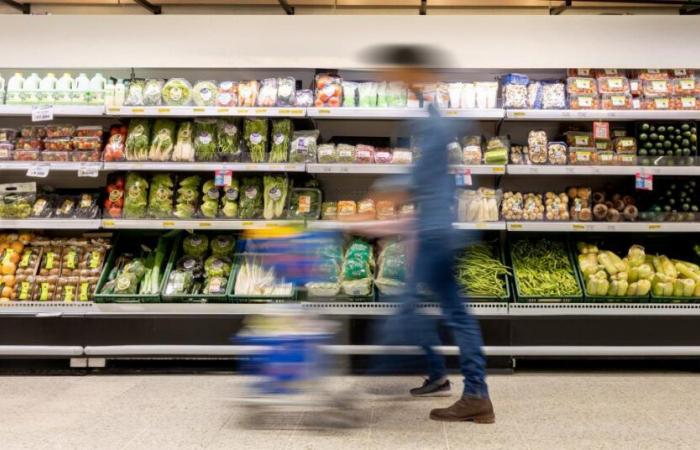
[
  {"x1": 160, "y1": 237, "x2": 236, "y2": 304},
  {"x1": 461, "y1": 240, "x2": 511, "y2": 302},
  {"x1": 227, "y1": 259, "x2": 297, "y2": 304},
  {"x1": 510, "y1": 238, "x2": 584, "y2": 303},
  {"x1": 94, "y1": 232, "x2": 179, "y2": 303},
  {"x1": 571, "y1": 240, "x2": 650, "y2": 304}
]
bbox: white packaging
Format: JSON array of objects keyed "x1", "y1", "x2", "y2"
[
  {"x1": 73, "y1": 73, "x2": 90, "y2": 105},
  {"x1": 104, "y1": 80, "x2": 115, "y2": 107},
  {"x1": 447, "y1": 82, "x2": 463, "y2": 109},
  {"x1": 55, "y1": 73, "x2": 74, "y2": 105},
  {"x1": 89, "y1": 73, "x2": 106, "y2": 105},
  {"x1": 6, "y1": 73, "x2": 24, "y2": 104},
  {"x1": 39, "y1": 73, "x2": 57, "y2": 105},
  {"x1": 114, "y1": 79, "x2": 126, "y2": 107},
  {"x1": 0, "y1": 74, "x2": 4, "y2": 104},
  {"x1": 475, "y1": 82, "x2": 498, "y2": 109},
  {"x1": 460, "y1": 83, "x2": 476, "y2": 109},
  {"x1": 22, "y1": 73, "x2": 41, "y2": 105}
]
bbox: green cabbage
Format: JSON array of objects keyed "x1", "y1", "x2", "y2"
[
  {"x1": 162, "y1": 78, "x2": 192, "y2": 106},
  {"x1": 174, "y1": 175, "x2": 200, "y2": 219},
  {"x1": 199, "y1": 179, "x2": 219, "y2": 218},
  {"x1": 182, "y1": 233, "x2": 209, "y2": 258},
  {"x1": 148, "y1": 174, "x2": 174, "y2": 218},
  {"x1": 123, "y1": 172, "x2": 149, "y2": 218}
]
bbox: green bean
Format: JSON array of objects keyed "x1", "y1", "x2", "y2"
[
  {"x1": 511, "y1": 239, "x2": 581, "y2": 297},
  {"x1": 455, "y1": 242, "x2": 510, "y2": 298}
]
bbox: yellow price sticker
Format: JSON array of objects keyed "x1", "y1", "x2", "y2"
[
  {"x1": 199, "y1": 222, "x2": 211, "y2": 228},
  {"x1": 290, "y1": 109, "x2": 304, "y2": 115},
  {"x1": 217, "y1": 108, "x2": 230, "y2": 113},
  {"x1": 255, "y1": 108, "x2": 268, "y2": 114},
  {"x1": 572, "y1": 224, "x2": 585, "y2": 231},
  {"x1": 318, "y1": 109, "x2": 331, "y2": 114},
  {"x1": 193, "y1": 107, "x2": 205, "y2": 113},
  {"x1": 162, "y1": 221, "x2": 175, "y2": 227},
  {"x1": 512, "y1": 111, "x2": 526, "y2": 117},
  {"x1": 237, "y1": 108, "x2": 249, "y2": 114},
  {"x1": 475, "y1": 223, "x2": 488, "y2": 230},
  {"x1": 102, "y1": 220, "x2": 115, "y2": 227},
  {"x1": 445, "y1": 110, "x2": 458, "y2": 116},
  {"x1": 510, "y1": 223, "x2": 523, "y2": 230},
  {"x1": 648, "y1": 224, "x2": 662, "y2": 230},
  {"x1": 278, "y1": 109, "x2": 290, "y2": 114},
  {"x1": 131, "y1": 108, "x2": 145, "y2": 113},
  {"x1": 157, "y1": 108, "x2": 171, "y2": 113},
  {"x1": 107, "y1": 107, "x2": 120, "y2": 113},
  {"x1": 491, "y1": 166, "x2": 505, "y2": 174},
  {"x1": 241, "y1": 221, "x2": 254, "y2": 227}
]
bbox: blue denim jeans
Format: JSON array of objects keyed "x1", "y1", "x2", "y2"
[{"x1": 401, "y1": 230, "x2": 489, "y2": 398}]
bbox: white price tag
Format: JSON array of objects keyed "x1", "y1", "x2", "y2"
[
  {"x1": 26, "y1": 164, "x2": 50, "y2": 178},
  {"x1": 635, "y1": 172, "x2": 653, "y2": 191},
  {"x1": 214, "y1": 169, "x2": 232, "y2": 187},
  {"x1": 78, "y1": 163, "x2": 101, "y2": 178},
  {"x1": 31, "y1": 105, "x2": 54, "y2": 122}
]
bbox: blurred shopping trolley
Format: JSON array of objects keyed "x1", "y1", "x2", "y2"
[{"x1": 231, "y1": 225, "x2": 360, "y2": 427}]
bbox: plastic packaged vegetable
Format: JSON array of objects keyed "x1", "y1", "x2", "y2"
[
  {"x1": 321, "y1": 202, "x2": 337, "y2": 220},
  {"x1": 314, "y1": 74, "x2": 342, "y2": 107},
  {"x1": 125, "y1": 119, "x2": 151, "y2": 161},
  {"x1": 387, "y1": 81, "x2": 407, "y2": 107},
  {"x1": 391, "y1": 148, "x2": 413, "y2": 164},
  {"x1": 143, "y1": 79, "x2": 164, "y2": 106},
  {"x1": 484, "y1": 136, "x2": 509, "y2": 165},
  {"x1": 541, "y1": 81, "x2": 566, "y2": 109},
  {"x1": 642, "y1": 79, "x2": 671, "y2": 97},
  {"x1": 124, "y1": 80, "x2": 145, "y2": 106},
  {"x1": 216, "y1": 81, "x2": 238, "y2": 107},
  {"x1": 162, "y1": 78, "x2": 193, "y2": 106},
  {"x1": 317, "y1": 143, "x2": 337, "y2": 163},
  {"x1": 289, "y1": 130, "x2": 319, "y2": 163},
  {"x1": 501, "y1": 73, "x2": 529, "y2": 109},
  {"x1": 547, "y1": 142, "x2": 568, "y2": 165},
  {"x1": 216, "y1": 118, "x2": 241, "y2": 161},
  {"x1": 174, "y1": 175, "x2": 200, "y2": 219},
  {"x1": 192, "y1": 80, "x2": 217, "y2": 107},
  {"x1": 527, "y1": 82, "x2": 542, "y2": 109},
  {"x1": 220, "y1": 178, "x2": 239, "y2": 218},
  {"x1": 238, "y1": 80, "x2": 259, "y2": 107},
  {"x1": 358, "y1": 82, "x2": 378, "y2": 107},
  {"x1": 243, "y1": 118, "x2": 269, "y2": 163},
  {"x1": 263, "y1": 175, "x2": 288, "y2": 220},
  {"x1": 239, "y1": 177, "x2": 263, "y2": 219},
  {"x1": 183, "y1": 233, "x2": 209, "y2": 258},
  {"x1": 294, "y1": 89, "x2": 313, "y2": 107},
  {"x1": 269, "y1": 119, "x2": 292, "y2": 163},
  {"x1": 461, "y1": 135, "x2": 483, "y2": 164},
  {"x1": 257, "y1": 78, "x2": 278, "y2": 107},
  {"x1": 342, "y1": 82, "x2": 358, "y2": 107},
  {"x1": 148, "y1": 119, "x2": 176, "y2": 161},
  {"x1": 598, "y1": 76, "x2": 630, "y2": 95},
  {"x1": 193, "y1": 119, "x2": 218, "y2": 162},
  {"x1": 566, "y1": 77, "x2": 598, "y2": 96},
  {"x1": 123, "y1": 172, "x2": 149, "y2": 218},
  {"x1": 172, "y1": 121, "x2": 195, "y2": 162},
  {"x1": 288, "y1": 188, "x2": 321, "y2": 219},
  {"x1": 199, "y1": 179, "x2": 219, "y2": 218},
  {"x1": 569, "y1": 95, "x2": 599, "y2": 110},
  {"x1": 276, "y1": 77, "x2": 296, "y2": 107},
  {"x1": 336, "y1": 143, "x2": 356, "y2": 163},
  {"x1": 148, "y1": 174, "x2": 174, "y2": 218},
  {"x1": 672, "y1": 77, "x2": 696, "y2": 96},
  {"x1": 210, "y1": 235, "x2": 235, "y2": 258},
  {"x1": 601, "y1": 94, "x2": 632, "y2": 110}
]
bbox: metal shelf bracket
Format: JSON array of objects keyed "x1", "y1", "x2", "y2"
[
  {"x1": 134, "y1": 0, "x2": 161, "y2": 15},
  {"x1": 1, "y1": 0, "x2": 30, "y2": 14},
  {"x1": 278, "y1": 0, "x2": 294, "y2": 15}
]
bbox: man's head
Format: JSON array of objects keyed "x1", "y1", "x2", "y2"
[{"x1": 360, "y1": 44, "x2": 450, "y2": 86}]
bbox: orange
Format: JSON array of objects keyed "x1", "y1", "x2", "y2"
[
  {"x1": 0, "y1": 243, "x2": 8, "y2": 253},
  {"x1": 18, "y1": 233, "x2": 32, "y2": 244},
  {"x1": 2, "y1": 275, "x2": 15, "y2": 287},
  {"x1": 1, "y1": 262, "x2": 16, "y2": 275},
  {"x1": 1, "y1": 286, "x2": 12, "y2": 298},
  {"x1": 10, "y1": 242, "x2": 23, "y2": 254}
]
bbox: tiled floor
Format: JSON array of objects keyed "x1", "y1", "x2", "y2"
[{"x1": 2, "y1": 373, "x2": 699, "y2": 449}]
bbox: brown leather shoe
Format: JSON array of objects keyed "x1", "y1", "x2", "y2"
[{"x1": 429, "y1": 397, "x2": 495, "y2": 423}]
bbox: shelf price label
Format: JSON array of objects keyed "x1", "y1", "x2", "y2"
[
  {"x1": 199, "y1": 222, "x2": 212, "y2": 228},
  {"x1": 26, "y1": 164, "x2": 50, "y2": 178},
  {"x1": 571, "y1": 224, "x2": 586, "y2": 231},
  {"x1": 214, "y1": 170, "x2": 232, "y2": 187},
  {"x1": 648, "y1": 224, "x2": 662, "y2": 231},
  {"x1": 635, "y1": 172, "x2": 653, "y2": 191},
  {"x1": 31, "y1": 105, "x2": 54, "y2": 122},
  {"x1": 241, "y1": 221, "x2": 254, "y2": 227},
  {"x1": 491, "y1": 166, "x2": 505, "y2": 174},
  {"x1": 193, "y1": 107, "x2": 205, "y2": 113},
  {"x1": 509, "y1": 223, "x2": 523, "y2": 230},
  {"x1": 131, "y1": 108, "x2": 145, "y2": 114},
  {"x1": 162, "y1": 221, "x2": 175, "y2": 228},
  {"x1": 455, "y1": 168, "x2": 472, "y2": 186},
  {"x1": 78, "y1": 163, "x2": 101, "y2": 178},
  {"x1": 102, "y1": 220, "x2": 115, "y2": 227}
]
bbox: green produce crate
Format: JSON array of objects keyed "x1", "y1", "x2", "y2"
[
  {"x1": 570, "y1": 240, "x2": 650, "y2": 304},
  {"x1": 458, "y1": 239, "x2": 511, "y2": 302},
  {"x1": 303, "y1": 284, "x2": 376, "y2": 303},
  {"x1": 227, "y1": 255, "x2": 297, "y2": 304},
  {"x1": 160, "y1": 236, "x2": 236, "y2": 304},
  {"x1": 510, "y1": 238, "x2": 583, "y2": 303},
  {"x1": 94, "y1": 231, "x2": 179, "y2": 303},
  {"x1": 642, "y1": 236, "x2": 700, "y2": 304}
]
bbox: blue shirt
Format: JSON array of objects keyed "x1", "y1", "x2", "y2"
[{"x1": 411, "y1": 104, "x2": 457, "y2": 234}]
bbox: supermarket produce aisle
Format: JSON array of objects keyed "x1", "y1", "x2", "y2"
[{"x1": 2, "y1": 373, "x2": 698, "y2": 450}]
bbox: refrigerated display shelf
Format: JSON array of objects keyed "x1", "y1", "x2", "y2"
[
  {"x1": 506, "y1": 221, "x2": 698, "y2": 233},
  {"x1": 105, "y1": 106, "x2": 305, "y2": 117},
  {"x1": 509, "y1": 303, "x2": 700, "y2": 316},
  {"x1": 506, "y1": 109, "x2": 700, "y2": 121},
  {"x1": 0, "y1": 161, "x2": 101, "y2": 172},
  {"x1": 102, "y1": 162, "x2": 305, "y2": 172},
  {"x1": 453, "y1": 221, "x2": 506, "y2": 230},
  {"x1": 0, "y1": 105, "x2": 105, "y2": 117},
  {"x1": 306, "y1": 164, "x2": 411, "y2": 174},
  {"x1": 507, "y1": 165, "x2": 700, "y2": 176},
  {"x1": 0, "y1": 219, "x2": 101, "y2": 229}
]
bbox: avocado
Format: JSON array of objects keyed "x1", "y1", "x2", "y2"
[
  {"x1": 650, "y1": 133, "x2": 658, "y2": 141},
  {"x1": 639, "y1": 133, "x2": 648, "y2": 141}
]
